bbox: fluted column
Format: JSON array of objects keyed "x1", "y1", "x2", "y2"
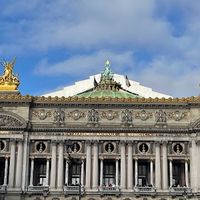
[
  {"x1": 92, "y1": 142, "x2": 98, "y2": 189},
  {"x1": 100, "y1": 159, "x2": 103, "y2": 187},
  {"x1": 155, "y1": 142, "x2": 161, "y2": 189},
  {"x1": 120, "y1": 142, "x2": 126, "y2": 189},
  {"x1": 46, "y1": 158, "x2": 50, "y2": 186},
  {"x1": 29, "y1": 158, "x2": 34, "y2": 186},
  {"x1": 57, "y1": 141, "x2": 64, "y2": 189},
  {"x1": 169, "y1": 159, "x2": 173, "y2": 187},
  {"x1": 127, "y1": 142, "x2": 133, "y2": 189},
  {"x1": 8, "y1": 139, "x2": 16, "y2": 188},
  {"x1": 116, "y1": 159, "x2": 119, "y2": 187},
  {"x1": 50, "y1": 141, "x2": 57, "y2": 189},
  {"x1": 135, "y1": 159, "x2": 138, "y2": 186},
  {"x1": 162, "y1": 142, "x2": 168, "y2": 190},
  {"x1": 15, "y1": 140, "x2": 23, "y2": 188},
  {"x1": 3, "y1": 156, "x2": 8, "y2": 185},
  {"x1": 185, "y1": 159, "x2": 189, "y2": 187},
  {"x1": 190, "y1": 140, "x2": 197, "y2": 192},
  {"x1": 86, "y1": 141, "x2": 91, "y2": 189},
  {"x1": 81, "y1": 159, "x2": 84, "y2": 186},
  {"x1": 150, "y1": 159, "x2": 154, "y2": 186}
]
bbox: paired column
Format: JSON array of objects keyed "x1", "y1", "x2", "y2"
[
  {"x1": 50, "y1": 141, "x2": 57, "y2": 189},
  {"x1": 162, "y1": 142, "x2": 168, "y2": 190},
  {"x1": 127, "y1": 142, "x2": 133, "y2": 189},
  {"x1": 100, "y1": 159, "x2": 103, "y2": 187},
  {"x1": 85, "y1": 141, "x2": 91, "y2": 189},
  {"x1": 92, "y1": 142, "x2": 99, "y2": 189},
  {"x1": 46, "y1": 158, "x2": 50, "y2": 186},
  {"x1": 8, "y1": 139, "x2": 16, "y2": 188},
  {"x1": 65, "y1": 159, "x2": 69, "y2": 185},
  {"x1": 134, "y1": 158, "x2": 138, "y2": 186},
  {"x1": 169, "y1": 159, "x2": 173, "y2": 187},
  {"x1": 81, "y1": 159, "x2": 84, "y2": 186},
  {"x1": 120, "y1": 142, "x2": 126, "y2": 189},
  {"x1": 57, "y1": 141, "x2": 64, "y2": 189},
  {"x1": 150, "y1": 159, "x2": 154, "y2": 186},
  {"x1": 15, "y1": 140, "x2": 23, "y2": 188},
  {"x1": 3, "y1": 156, "x2": 9, "y2": 186},
  {"x1": 116, "y1": 159, "x2": 119, "y2": 187},
  {"x1": 155, "y1": 142, "x2": 161, "y2": 189},
  {"x1": 29, "y1": 158, "x2": 34, "y2": 186},
  {"x1": 190, "y1": 140, "x2": 197, "y2": 192},
  {"x1": 185, "y1": 159, "x2": 189, "y2": 187}
]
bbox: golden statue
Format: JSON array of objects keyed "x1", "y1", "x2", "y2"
[{"x1": 0, "y1": 58, "x2": 20, "y2": 91}]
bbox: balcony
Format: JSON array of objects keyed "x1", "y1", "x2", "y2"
[
  {"x1": 169, "y1": 187, "x2": 192, "y2": 196},
  {"x1": 27, "y1": 185, "x2": 49, "y2": 195},
  {"x1": 64, "y1": 185, "x2": 85, "y2": 196},
  {"x1": 99, "y1": 186, "x2": 120, "y2": 196},
  {"x1": 134, "y1": 186, "x2": 156, "y2": 196},
  {"x1": 0, "y1": 185, "x2": 7, "y2": 194}
]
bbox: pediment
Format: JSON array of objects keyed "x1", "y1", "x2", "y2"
[
  {"x1": 191, "y1": 118, "x2": 200, "y2": 129},
  {"x1": 0, "y1": 110, "x2": 27, "y2": 129}
]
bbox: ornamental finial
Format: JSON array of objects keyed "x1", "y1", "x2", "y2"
[{"x1": 0, "y1": 58, "x2": 20, "y2": 92}]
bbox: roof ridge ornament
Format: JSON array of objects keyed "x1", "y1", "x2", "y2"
[{"x1": 101, "y1": 60, "x2": 113, "y2": 81}]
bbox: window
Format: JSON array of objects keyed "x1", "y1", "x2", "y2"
[{"x1": 103, "y1": 160, "x2": 115, "y2": 187}]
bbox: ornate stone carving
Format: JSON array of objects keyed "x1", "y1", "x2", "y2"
[
  {"x1": 101, "y1": 110, "x2": 118, "y2": 120},
  {"x1": 135, "y1": 110, "x2": 153, "y2": 121},
  {"x1": 121, "y1": 109, "x2": 133, "y2": 123},
  {"x1": 0, "y1": 114, "x2": 23, "y2": 127},
  {"x1": 53, "y1": 108, "x2": 65, "y2": 125},
  {"x1": 155, "y1": 110, "x2": 167, "y2": 123},
  {"x1": 67, "y1": 110, "x2": 85, "y2": 120},
  {"x1": 32, "y1": 109, "x2": 52, "y2": 120},
  {"x1": 88, "y1": 109, "x2": 99, "y2": 123},
  {"x1": 168, "y1": 111, "x2": 187, "y2": 121}
]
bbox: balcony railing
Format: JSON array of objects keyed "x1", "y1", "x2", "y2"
[
  {"x1": 134, "y1": 186, "x2": 156, "y2": 196},
  {"x1": 0, "y1": 185, "x2": 7, "y2": 194},
  {"x1": 169, "y1": 187, "x2": 192, "y2": 196},
  {"x1": 27, "y1": 185, "x2": 49, "y2": 195},
  {"x1": 99, "y1": 186, "x2": 120, "y2": 196},
  {"x1": 64, "y1": 185, "x2": 85, "y2": 195}
]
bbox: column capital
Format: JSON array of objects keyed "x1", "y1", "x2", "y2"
[
  {"x1": 86, "y1": 140, "x2": 92, "y2": 145},
  {"x1": 127, "y1": 141, "x2": 133, "y2": 145},
  {"x1": 120, "y1": 140, "x2": 126, "y2": 145},
  {"x1": 30, "y1": 156, "x2": 34, "y2": 160},
  {"x1": 92, "y1": 140, "x2": 99, "y2": 144},
  {"x1": 10, "y1": 138, "x2": 16, "y2": 143},
  {"x1": 161, "y1": 141, "x2": 168, "y2": 145},
  {"x1": 155, "y1": 141, "x2": 161, "y2": 146}
]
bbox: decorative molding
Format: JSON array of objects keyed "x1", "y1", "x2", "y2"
[
  {"x1": 32, "y1": 109, "x2": 52, "y2": 120},
  {"x1": 168, "y1": 110, "x2": 187, "y2": 121},
  {"x1": 101, "y1": 110, "x2": 119, "y2": 120},
  {"x1": 67, "y1": 110, "x2": 85, "y2": 120},
  {"x1": 135, "y1": 110, "x2": 153, "y2": 121}
]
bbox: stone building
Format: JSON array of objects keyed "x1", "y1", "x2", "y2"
[{"x1": 0, "y1": 60, "x2": 200, "y2": 200}]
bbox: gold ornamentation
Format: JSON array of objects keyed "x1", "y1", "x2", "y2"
[
  {"x1": 168, "y1": 111, "x2": 187, "y2": 121},
  {"x1": 0, "y1": 58, "x2": 20, "y2": 91},
  {"x1": 135, "y1": 110, "x2": 153, "y2": 121},
  {"x1": 101, "y1": 110, "x2": 118, "y2": 120},
  {"x1": 67, "y1": 110, "x2": 85, "y2": 120},
  {"x1": 32, "y1": 109, "x2": 52, "y2": 120}
]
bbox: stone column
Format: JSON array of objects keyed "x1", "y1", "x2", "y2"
[
  {"x1": 8, "y1": 139, "x2": 16, "y2": 188},
  {"x1": 190, "y1": 140, "x2": 197, "y2": 192},
  {"x1": 86, "y1": 141, "x2": 91, "y2": 189},
  {"x1": 120, "y1": 142, "x2": 126, "y2": 189},
  {"x1": 150, "y1": 159, "x2": 154, "y2": 186},
  {"x1": 65, "y1": 159, "x2": 69, "y2": 185},
  {"x1": 81, "y1": 159, "x2": 84, "y2": 186},
  {"x1": 57, "y1": 141, "x2": 64, "y2": 189},
  {"x1": 15, "y1": 140, "x2": 23, "y2": 188},
  {"x1": 92, "y1": 142, "x2": 98, "y2": 189},
  {"x1": 50, "y1": 141, "x2": 57, "y2": 189},
  {"x1": 116, "y1": 159, "x2": 119, "y2": 187},
  {"x1": 162, "y1": 142, "x2": 168, "y2": 190},
  {"x1": 135, "y1": 158, "x2": 138, "y2": 186},
  {"x1": 46, "y1": 158, "x2": 50, "y2": 186},
  {"x1": 29, "y1": 158, "x2": 34, "y2": 186},
  {"x1": 185, "y1": 159, "x2": 189, "y2": 187},
  {"x1": 3, "y1": 156, "x2": 8, "y2": 185},
  {"x1": 127, "y1": 142, "x2": 133, "y2": 189},
  {"x1": 155, "y1": 142, "x2": 161, "y2": 189},
  {"x1": 22, "y1": 132, "x2": 29, "y2": 191},
  {"x1": 169, "y1": 159, "x2": 173, "y2": 187},
  {"x1": 100, "y1": 159, "x2": 103, "y2": 187}
]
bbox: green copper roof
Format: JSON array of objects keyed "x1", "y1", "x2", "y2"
[{"x1": 76, "y1": 60, "x2": 142, "y2": 99}]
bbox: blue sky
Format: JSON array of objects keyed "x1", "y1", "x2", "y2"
[{"x1": 0, "y1": 0, "x2": 200, "y2": 97}]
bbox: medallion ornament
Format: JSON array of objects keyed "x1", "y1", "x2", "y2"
[
  {"x1": 101, "y1": 110, "x2": 119, "y2": 120},
  {"x1": 135, "y1": 110, "x2": 152, "y2": 121},
  {"x1": 67, "y1": 110, "x2": 85, "y2": 120},
  {"x1": 32, "y1": 109, "x2": 52, "y2": 120},
  {"x1": 168, "y1": 111, "x2": 187, "y2": 121}
]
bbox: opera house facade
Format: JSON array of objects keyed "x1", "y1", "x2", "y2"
[{"x1": 0, "y1": 60, "x2": 200, "y2": 200}]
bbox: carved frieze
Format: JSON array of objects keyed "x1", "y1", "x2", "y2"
[
  {"x1": 155, "y1": 110, "x2": 167, "y2": 123},
  {"x1": 101, "y1": 110, "x2": 119, "y2": 120},
  {"x1": 67, "y1": 110, "x2": 85, "y2": 120},
  {"x1": 121, "y1": 109, "x2": 133, "y2": 123},
  {"x1": 0, "y1": 114, "x2": 24, "y2": 127},
  {"x1": 168, "y1": 111, "x2": 187, "y2": 121},
  {"x1": 53, "y1": 108, "x2": 65, "y2": 125},
  {"x1": 135, "y1": 110, "x2": 153, "y2": 121},
  {"x1": 32, "y1": 109, "x2": 52, "y2": 120},
  {"x1": 88, "y1": 109, "x2": 99, "y2": 123}
]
